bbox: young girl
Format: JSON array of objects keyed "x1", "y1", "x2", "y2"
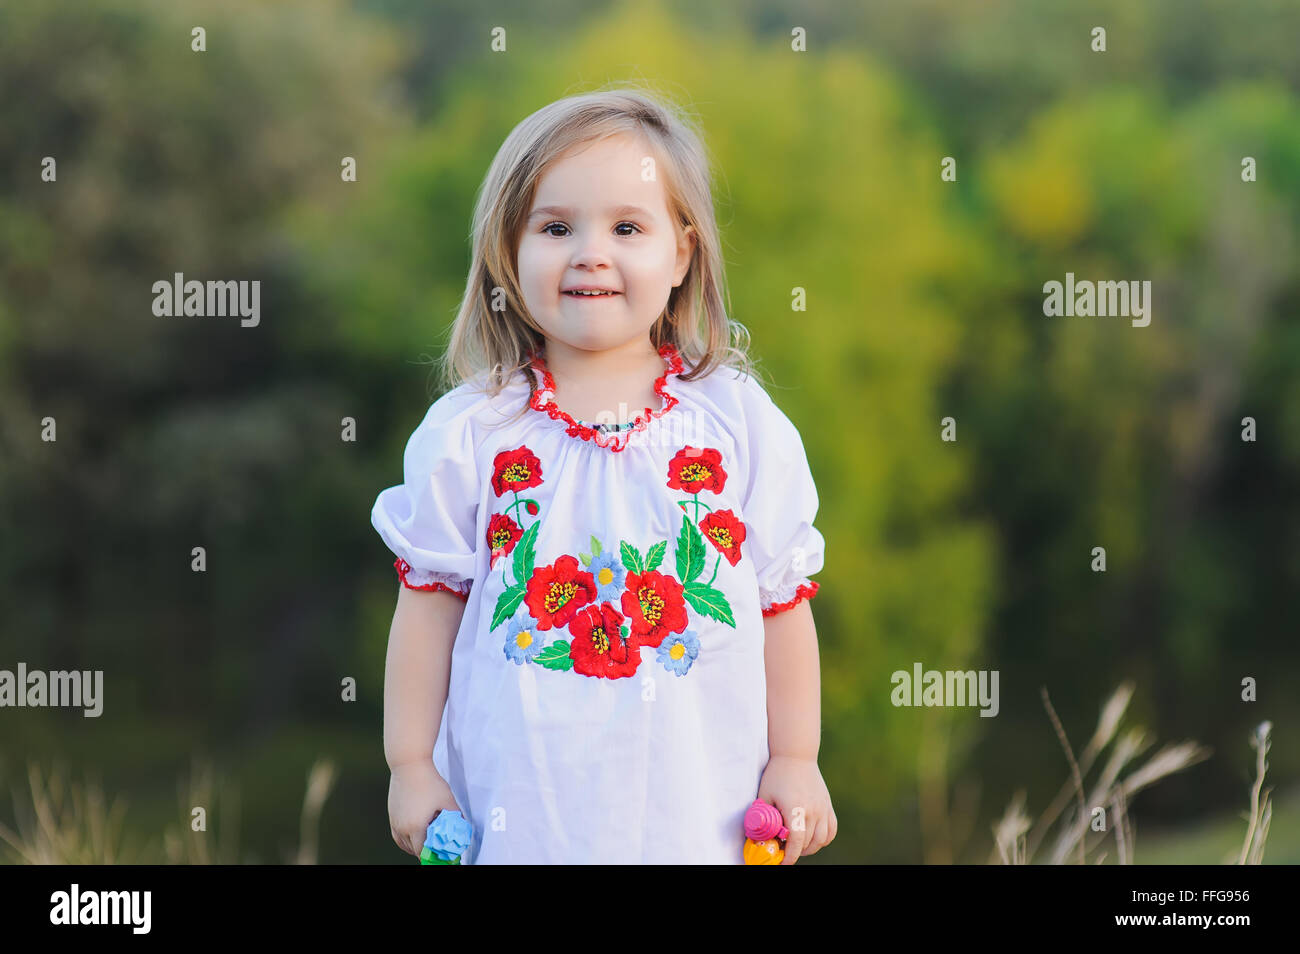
[{"x1": 372, "y1": 87, "x2": 836, "y2": 864}]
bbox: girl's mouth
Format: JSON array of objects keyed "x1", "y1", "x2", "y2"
[{"x1": 563, "y1": 290, "x2": 621, "y2": 298}]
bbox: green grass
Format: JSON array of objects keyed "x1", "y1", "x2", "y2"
[{"x1": 1136, "y1": 784, "x2": 1299, "y2": 864}]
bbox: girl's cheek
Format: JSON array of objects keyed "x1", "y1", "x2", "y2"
[{"x1": 516, "y1": 247, "x2": 547, "y2": 292}]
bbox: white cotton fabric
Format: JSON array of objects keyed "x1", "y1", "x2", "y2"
[{"x1": 371, "y1": 347, "x2": 825, "y2": 864}]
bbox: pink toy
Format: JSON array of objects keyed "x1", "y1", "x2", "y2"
[{"x1": 744, "y1": 798, "x2": 789, "y2": 842}]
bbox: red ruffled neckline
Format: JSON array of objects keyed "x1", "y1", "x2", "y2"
[{"x1": 527, "y1": 342, "x2": 684, "y2": 453}]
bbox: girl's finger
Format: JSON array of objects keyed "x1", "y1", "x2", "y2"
[
  {"x1": 781, "y1": 809, "x2": 807, "y2": 864},
  {"x1": 804, "y1": 815, "x2": 828, "y2": 855}
]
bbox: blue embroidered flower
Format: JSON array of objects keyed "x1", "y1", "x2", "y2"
[
  {"x1": 657, "y1": 628, "x2": 700, "y2": 676},
  {"x1": 587, "y1": 550, "x2": 627, "y2": 603},
  {"x1": 503, "y1": 609, "x2": 543, "y2": 665}
]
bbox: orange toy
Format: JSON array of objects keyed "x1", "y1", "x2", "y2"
[{"x1": 743, "y1": 837, "x2": 785, "y2": 864}]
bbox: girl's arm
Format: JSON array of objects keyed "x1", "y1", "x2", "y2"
[
  {"x1": 760, "y1": 599, "x2": 836, "y2": 862},
  {"x1": 763, "y1": 599, "x2": 821, "y2": 760},
  {"x1": 384, "y1": 585, "x2": 464, "y2": 770},
  {"x1": 384, "y1": 586, "x2": 465, "y2": 855}
]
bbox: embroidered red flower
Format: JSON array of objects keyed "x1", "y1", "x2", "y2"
[
  {"x1": 491, "y1": 446, "x2": 543, "y2": 497},
  {"x1": 620, "y1": 569, "x2": 689, "y2": 648},
  {"x1": 699, "y1": 509, "x2": 746, "y2": 567},
  {"x1": 568, "y1": 602, "x2": 640, "y2": 679},
  {"x1": 666, "y1": 446, "x2": 727, "y2": 495},
  {"x1": 487, "y1": 513, "x2": 523, "y2": 569},
  {"x1": 525, "y1": 554, "x2": 597, "y2": 630}
]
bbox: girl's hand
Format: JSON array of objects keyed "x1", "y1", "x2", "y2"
[
  {"x1": 388, "y1": 758, "x2": 461, "y2": 856},
  {"x1": 756, "y1": 755, "x2": 837, "y2": 864}
]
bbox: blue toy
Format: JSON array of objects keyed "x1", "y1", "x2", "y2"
[{"x1": 419, "y1": 810, "x2": 473, "y2": 864}]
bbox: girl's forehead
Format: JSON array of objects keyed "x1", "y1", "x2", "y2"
[
  {"x1": 542, "y1": 133, "x2": 661, "y2": 182},
  {"x1": 532, "y1": 136, "x2": 673, "y2": 213}
]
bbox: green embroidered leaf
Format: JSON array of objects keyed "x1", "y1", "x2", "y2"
[
  {"x1": 490, "y1": 582, "x2": 527, "y2": 630},
  {"x1": 533, "y1": 640, "x2": 573, "y2": 670},
  {"x1": 620, "y1": 624, "x2": 629, "y2": 640},
  {"x1": 645, "y1": 540, "x2": 667, "y2": 572},
  {"x1": 675, "y1": 515, "x2": 706, "y2": 583},
  {"x1": 590, "y1": 535, "x2": 602, "y2": 557},
  {"x1": 675, "y1": 518, "x2": 689, "y2": 579},
  {"x1": 683, "y1": 581, "x2": 735, "y2": 627},
  {"x1": 579, "y1": 551, "x2": 591, "y2": 567},
  {"x1": 620, "y1": 540, "x2": 645, "y2": 575},
  {"x1": 514, "y1": 520, "x2": 540, "y2": 584}
]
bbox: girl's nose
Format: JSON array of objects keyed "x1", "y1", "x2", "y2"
[{"x1": 570, "y1": 239, "x2": 614, "y2": 269}]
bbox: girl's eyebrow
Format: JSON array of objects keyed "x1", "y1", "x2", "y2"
[{"x1": 528, "y1": 204, "x2": 653, "y2": 220}]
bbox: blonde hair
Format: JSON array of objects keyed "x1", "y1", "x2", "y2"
[{"x1": 435, "y1": 84, "x2": 762, "y2": 412}]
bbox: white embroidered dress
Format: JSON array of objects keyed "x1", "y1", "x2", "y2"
[{"x1": 371, "y1": 342, "x2": 825, "y2": 864}]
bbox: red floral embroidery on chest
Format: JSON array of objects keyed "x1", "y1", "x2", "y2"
[{"x1": 484, "y1": 443, "x2": 748, "y2": 680}]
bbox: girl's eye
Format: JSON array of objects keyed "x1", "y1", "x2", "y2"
[{"x1": 541, "y1": 222, "x2": 642, "y2": 237}]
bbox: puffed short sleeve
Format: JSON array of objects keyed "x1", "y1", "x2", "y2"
[
  {"x1": 740, "y1": 384, "x2": 825, "y2": 617},
  {"x1": 371, "y1": 388, "x2": 482, "y2": 599}
]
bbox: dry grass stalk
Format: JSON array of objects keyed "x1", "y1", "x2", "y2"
[
  {"x1": 1040, "y1": 687, "x2": 1088, "y2": 865},
  {"x1": 2, "y1": 757, "x2": 336, "y2": 864},
  {"x1": 991, "y1": 684, "x2": 1222, "y2": 864},
  {"x1": 1238, "y1": 721, "x2": 1272, "y2": 865},
  {"x1": 992, "y1": 789, "x2": 1031, "y2": 865},
  {"x1": 0, "y1": 762, "x2": 131, "y2": 864},
  {"x1": 1025, "y1": 682, "x2": 1134, "y2": 860},
  {"x1": 293, "y1": 759, "x2": 337, "y2": 865}
]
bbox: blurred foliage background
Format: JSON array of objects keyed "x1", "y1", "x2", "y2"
[{"x1": 1, "y1": 0, "x2": 1297, "y2": 863}]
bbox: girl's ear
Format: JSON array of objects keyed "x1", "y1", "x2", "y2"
[{"x1": 674, "y1": 226, "x2": 698, "y2": 287}]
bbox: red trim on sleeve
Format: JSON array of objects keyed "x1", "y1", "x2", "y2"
[
  {"x1": 394, "y1": 558, "x2": 470, "y2": 600},
  {"x1": 761, "y1": 581, "x2": 819, "y2": 617}
]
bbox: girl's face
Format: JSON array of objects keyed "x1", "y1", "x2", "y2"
[{"x1": 516, "y1": 133, "x2": 696, "y2": 358}]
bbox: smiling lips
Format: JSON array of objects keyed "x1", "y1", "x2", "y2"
[{"x1": 563, "y1": 289, "x2": 622, "y2": 299}]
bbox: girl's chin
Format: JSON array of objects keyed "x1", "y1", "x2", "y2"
[{"x1": 552, "y1": 329, "x2": 637, "y2": 352}]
